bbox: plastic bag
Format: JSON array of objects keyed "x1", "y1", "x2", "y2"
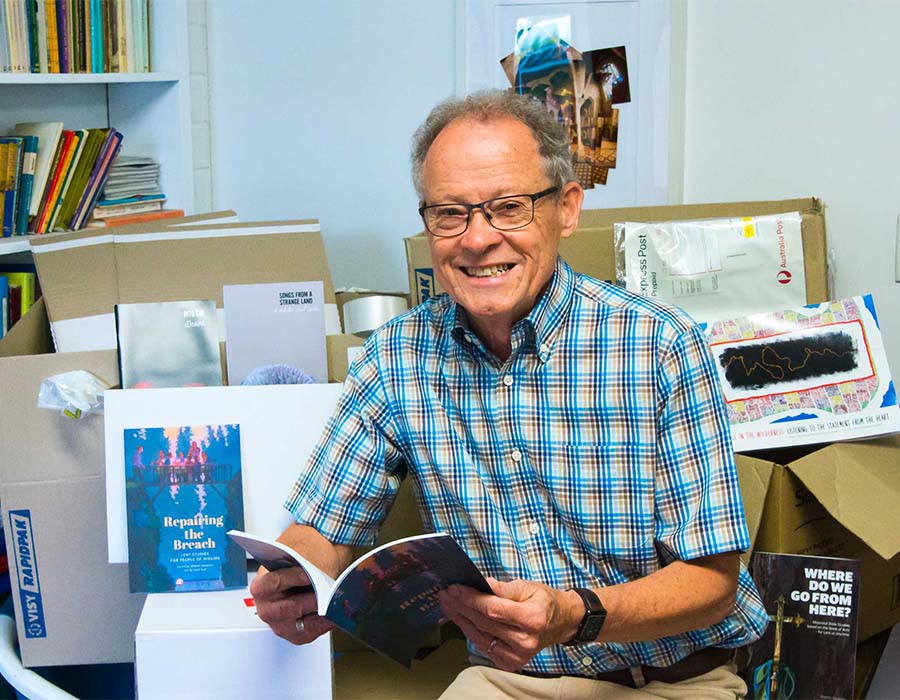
[{"x1": 37, "y1": 369, "x2": 109, "y2": 419}]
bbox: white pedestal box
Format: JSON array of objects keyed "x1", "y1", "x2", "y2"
[{"x1": 135, "y1": 587, "x2": 332, "y2": 700}]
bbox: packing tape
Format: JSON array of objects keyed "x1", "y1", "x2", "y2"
[{"x1": 343, "y1": 295, "x2": 408, "y2": 337}]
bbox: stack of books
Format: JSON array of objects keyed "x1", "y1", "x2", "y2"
[
  {"x1": 3, "y1": 121, "x2": 124, "y2": 235},
  {"x1": 88, "y1": 155, "x2": 182, "y2": 227},
  {"x1": 0, "y1": 0, "x2": 150, "y2": 74}
]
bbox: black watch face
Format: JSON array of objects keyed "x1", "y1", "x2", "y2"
[{"x1": 581, "y1": 614, "x2": 605, "y2": 641}]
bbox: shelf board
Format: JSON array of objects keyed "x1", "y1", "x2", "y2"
[
  {"x1": 0, "y1": 236, "x2": 34, "y2": 255},
  {"x1": 0, "y1": 72, "x2": 180, "y2": 85}
]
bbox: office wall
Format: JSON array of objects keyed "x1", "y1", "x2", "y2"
[
  {"x1": 206, "y1": 0, "x2": 458, "y2": 291},
  {"x1": 682, "y1": 0, "x2": 900, "y2": 373}
]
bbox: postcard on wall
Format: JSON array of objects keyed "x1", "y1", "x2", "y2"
[
  {"x1": 744, "y1": 552, "x2": 859, "y2": 700},
  {"x1": 124, "y1": 423, "x2": 246, "y2": 593},
  {"x1": 617, "y1": 212, "x2": 807, "y2": 325},
  {"x1": 704, "y1": 295, "x2": 900, "y2": 452}
]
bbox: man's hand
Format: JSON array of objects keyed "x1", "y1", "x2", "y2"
[
  {"x1": 437, "y1": 577, "x2": 583, "y2": 672},
  {"x1": 249, "y1": 565, "x2": 335, "y2": 645}
]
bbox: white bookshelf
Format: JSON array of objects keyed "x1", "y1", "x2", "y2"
[{"x1": 0, "y1": 0, "x2": 195, "y2": 234}]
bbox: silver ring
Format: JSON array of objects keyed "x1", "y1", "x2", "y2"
[
  {"x1": 295, "y1": 617, "x2": 305, "y2": 634},
  {"x1": 488, "y1": 637, "x2": 499, "y2": 653}
]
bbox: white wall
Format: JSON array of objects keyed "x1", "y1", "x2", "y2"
[
  {"x1": 206, "y1": 0, "x2": 459, "y2": 292},
  {"x1": 682, "y1": 0, "x2": 900, "y2": 374}
]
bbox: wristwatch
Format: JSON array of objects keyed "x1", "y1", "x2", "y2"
[{"x1": 562, "y1": 588, "x2": 607, "y2": 645}]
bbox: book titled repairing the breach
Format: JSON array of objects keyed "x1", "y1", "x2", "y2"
[{"x1": 228, "y1": 530, "x2": 491, "y2": 666}]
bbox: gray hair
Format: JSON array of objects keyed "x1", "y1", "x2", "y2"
[{"x1": 410, "y1": 89, "x2": 575, "y2": 200}]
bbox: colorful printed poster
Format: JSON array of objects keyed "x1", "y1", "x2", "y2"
[
  {"x1": 704, "y1": 295, "x2": 900, "y2": 452},
  {"x1": 124, "y1": 423, "x2": 245, "y2": 593}
]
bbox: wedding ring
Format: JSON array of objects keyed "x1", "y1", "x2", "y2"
[
  {"x1": 295, "y1": 617, "x2": 305, "y2": 634},
  {"x1": 488, "y1": 638, "x2": 499, "y2": 653}
]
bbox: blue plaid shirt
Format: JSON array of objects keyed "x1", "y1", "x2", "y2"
[{"x1": 286, "y1": 257, "x2": 768, "y2": 674}]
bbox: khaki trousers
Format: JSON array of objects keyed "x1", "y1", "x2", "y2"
[{"x1": 438, "y1": 664, "x2": 747, "y2": 700}]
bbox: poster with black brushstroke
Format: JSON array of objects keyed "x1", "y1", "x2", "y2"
[{"x1": 704, "y1": 295, "x2": 900, "y2": 451}]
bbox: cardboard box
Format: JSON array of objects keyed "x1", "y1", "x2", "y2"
[
  {"x1": 405, "y1": 197, "x2": 828, "y2": 306},
  {"x1": 30, "y1": 218, "x2": 341, "y2": 352},
  {"x1": 135, "y1": 587, "x2": 333, "y2": 700},
  {"x1": 327, "y1": 333, "x2": 365, "y2": 383},
  {"x1": 0, "y1": 349, "x2": 146, "y2": 667},
  {"x1": 739, "y1": 436, "x2": 900, "y2": 642}
]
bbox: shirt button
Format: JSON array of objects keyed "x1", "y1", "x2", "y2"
[
  {"x1": 540, "y1": 342, "x2": 550, "y2": 354},
  {"x1": 511, "y1": 449, "x2": 522, "y2": 462},
  {"x1": 528, "y1": 521, "x2": 540, "y2": 535},
  {"x1": 581, "y1": 656, "x2": 592, "y2": 667},
  {"x1": 502, "y1": 375, "x2": 513, "y2": 387}
]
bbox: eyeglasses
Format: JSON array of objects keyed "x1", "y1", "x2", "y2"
[{"x1": 419, "y1": 186, "x2": 560, "y2": 238}]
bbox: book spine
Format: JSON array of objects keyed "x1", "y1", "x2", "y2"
[
  {"x1": 55, "y1": 0, "x2": 68, "y2": 72},
  {"x1": 46, "y1": 129, "x2": 85, "y2": 231},
  {"x1": 15, "y1": 137, "x2": 38, "y2": 235},
  {"x1": 92, "y1": 200, "x2": 161, "y2": 218},
  {"x1": 45, "y1": 0, "x2": 59, "y2": 71},
  {"x1": 0, "y1": 143, "x2": 10, "y2": 237},
  {"x1": 72, "y1": 129, "x2": 121, "y2": 230},
  {"x1": 106, "y1": 0, "x2": 118, "y2": 71},
  {"x1": 98, "y1": 208, "x2": 184, "y2": 227},
  {"x1": 82, "y1": 0, "x2": 90, "y2": 71},
  {"x1": 26, "y1": 0, "x2": 40, "y2": 72},
  {"x1": 0, "y1": 278, "x2": 7, "y2": 337},
  {"x1": 89, "y1": 0, "x2": 100, "y2": 71},
  {"x1": 33, "y1": 130, "x2": 70, "y2": 232},
  {"x1": 115, "y1": 0, "x2": 125, "y2": 72},
  {"x1": 0, "y1": 0, "x2": 9, "y2": 73},
  {"x1": 35, "y1": 0, "x2": 49, "y2": 72}
]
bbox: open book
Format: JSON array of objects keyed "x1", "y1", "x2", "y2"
[{"x1": 227, "y1": 530, "x2": 491, "y2": 666}]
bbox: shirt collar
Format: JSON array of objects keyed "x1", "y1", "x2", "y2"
[{"x1": 446, "y1": 256, "x2": 577, "y2": 363}]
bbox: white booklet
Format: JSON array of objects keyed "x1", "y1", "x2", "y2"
[
  {"x1": 223, "y1": 280, "x2": 328, "y2": 385},
  {"x1": 704, "y1": 294, "x2": 900, "y2": 451},
  {"x1": 616, "y1": 211, "x2": 806, "y2": 324}
]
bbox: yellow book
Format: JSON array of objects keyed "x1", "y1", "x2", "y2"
[
  {"x1": 0, "y1": 273, "x2": 36, "y2": 317},
  {"x1": 45, "y1": 0, "x2": 60, "y2": 73},
  {"x1": 0, "y1": 144, "x2": 8, "y2": 233}
]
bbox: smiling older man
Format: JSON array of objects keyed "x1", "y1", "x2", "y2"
[{"x1": 251, "y1": 90, "x2": 767, "y2": 700}]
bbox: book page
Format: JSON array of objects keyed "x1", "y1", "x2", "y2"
[{"x1": 227, "y1": 529, "x2": 336, "y2": 613}]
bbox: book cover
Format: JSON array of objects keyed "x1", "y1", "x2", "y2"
[
  {"x1": 703, "y1": 295, "x2": 900, "y2": 451},
  {"x1": 115, "y1": 299, "x2": 224, "y2": 389},
  {"x1": 9, "y1": 121, "x2": 64, "y2": 217},
  {"x1": 744, "y1": 552, "x2": 859, "y2": 700},
  {"x1": 125, "y1": 423, "x2": 246, "y2": 593},
  {"x1": 223, "y1": 280, "x2": 328, "y2": 385},
  {"x1": 228, "y1": 529, "x2": 491, "y2": 667}
]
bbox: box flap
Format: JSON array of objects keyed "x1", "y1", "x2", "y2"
[
  {"x1": 787, "y1": 436, "x2": 900, "y2": 560},
  {"x1": 734, "y1": 454, "x2": 775, "y2": 551},
  {"x1": 0, "y1": 350, "x2": 119, "y2": 483},
  {"x1": 0, "y1": 296, "x2": 53, "y2": 358}
]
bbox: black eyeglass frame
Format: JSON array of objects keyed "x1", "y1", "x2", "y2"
[{"x1": 418, "y1": 185, "x2": 561, "y2": 238}]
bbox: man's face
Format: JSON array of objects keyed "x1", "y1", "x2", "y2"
[{"x1": 421, "y1": 117, "x2": 582, "y2": 334}]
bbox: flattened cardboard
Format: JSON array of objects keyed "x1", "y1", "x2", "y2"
[
  {"x1": 750, "y1": 436, "x2": 900, "y2": 642},
  {"x1": 0, "y1": 350, "x2": 146, "y2": 667},
  {"x1": 734, "y1": 456, "x2": 774, "y2": 564},
  {"x1": 405, "y1": 197, "x2": 828, "y2": 306}
]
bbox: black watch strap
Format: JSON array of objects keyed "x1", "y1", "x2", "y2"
[{"x1": 562, "y1": 587, "x2": 606, "y2": 646}]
